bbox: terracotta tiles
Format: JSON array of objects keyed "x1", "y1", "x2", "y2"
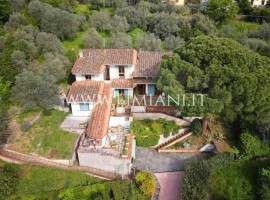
[
  {"x1": 67, "y1": 81, "x2": 102, "y2": 103},
  {"x1": 133, "y1": 51, "x2": 172, "y2": 77},
  {"x1": 86, "y1": 83, "x2": 113, "y2": 139},
  {"x1": 73, "y1": 49, "x2": 137, "y2": 74}
]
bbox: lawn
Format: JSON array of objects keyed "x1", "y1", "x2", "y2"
[
  {"x1": 219, "y1": 20, "x2": 260, "y2": 39},
  {"x1": 73, "y1": 3, "x2": 90, "y2": 15},
  {"x1": 131, "y1": 119, "x2": 181, "y2": 147},
  {"x1": 11, "y1": 110, "x2": 78, "y2": 159},
  {"x1": 63, "y1": 28, "x2": 88, "y2": 55},
  {"x1": 0, "y1": 161, "x2": 146, "y2": 199}
]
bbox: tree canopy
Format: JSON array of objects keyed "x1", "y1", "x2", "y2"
[
  {"x1": 205, "y1": 0, "x2": 239, "y2": 24},
  {"x1": 157, "y1": 35, "x2": 270, "y2": 127}
]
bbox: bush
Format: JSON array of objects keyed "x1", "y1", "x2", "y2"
[
  {"x1": 191, "y1": 118, "x2": 202, "y2": 136},
  {"x1": 20, "y1": 121, "x2": 32, "y2": 132},
  {"x1": 181, "y1": 153, "x2": 235, "y2": 200},
  {"x1": 0, "y1": 164, "x2": 19, "y2": 198},
  {"x1": 239, "y1": 132, "x2": 270, "y2": 159},
  {"x1": 135, "y1": 172, "x2": 155, "y2": 197}
]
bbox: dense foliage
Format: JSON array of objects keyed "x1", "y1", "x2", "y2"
[
  {"x1": 135, "y1": 171, "x2": 155, "y2": 197},
  {"x1": 181, "y1": 153, "x2": 235, "y2": 200},
  {"x1": 157, "y1": 35, "x2": 270, "y2": 136},
  {"x1": 0, "y1": 161, "x2": 145, "y2": 200},
  {"x1": 190, "y1": 118, "x2": 202, "y2": 136}
]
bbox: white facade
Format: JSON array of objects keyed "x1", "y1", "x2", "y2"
[
  {"x1": 75, "y1": 64, "x2": 135, "y2": 82},
  {"x1": 70, "y1": 103, "x2": 96, "y2": 117},
  {"x1": 252, "y1": 0, "x2": 269, "y2": 6},
  {"x1": 75, "y1": 73, "x2": 104, "y2": 81}
]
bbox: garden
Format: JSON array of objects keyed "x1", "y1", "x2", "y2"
[
  {"x1": 0, "y1": 160, "x2": 148, "y2": 200},
  {"x1": 131, "y1": 119, "x2": 181, "y2": 147},
  {"x1": 8, "y1": 109, "x2": 78, "y2": 159}
]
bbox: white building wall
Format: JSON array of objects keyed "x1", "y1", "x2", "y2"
[
  {"x1": 75, "y1": 75, "x2": 85, "y2": 81},
  {"x1": 109, "y1": 65, "x2": 119, "y2": 79},
  {"x1": 101, "y1": 135, "x2": 107, "y2": 147},
  {"x1": 71, "y1": 103, "x2": 96, "y2": 117}
]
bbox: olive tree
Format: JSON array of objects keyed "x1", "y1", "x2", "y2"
[
  {"x1": 107, "y1": 32, "x2": 132, "y2": 48},
  {"x1": 12, "y1": 70, "x2": 60, "y2": 111},
  {"x1": 89, "y1": 11, "x2": 111, "y2": 32},
  {"x1": 82, "y1": 28, "x2": 105, "y2": 48},
  {"x1": 136, "y1": 33, "x2": 161, "y2": 51},
  {"x1": 110, "y1": 15, "x2": 130, "y2": 33}
]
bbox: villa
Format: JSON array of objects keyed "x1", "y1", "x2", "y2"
[{"x1": 66, "y1": 49, "x2": 172, "y2": 175}]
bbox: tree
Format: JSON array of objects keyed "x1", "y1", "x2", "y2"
[
  {"x1": 5, "y1": 12, "x2": 28, "y2": 30},
  {"x1": 35, "y1": 32, "x2": 64, "y2": 55},
  {"x1": 236, "y1": 0, "x2": 253, "y2": 15},
  {"x1": 89, "y1": 11, "x2": 111, "y2": 32},
  {"x1": 205, "y1": 0, "x2": 239, "y2": 24},
  {"x1": 28, "y1": 0, "x2": 85, "y2": 40},
  {"x1": 135, "y1": 172, "x2": 155, "y2": 197},
  {"x1": 116, "y1": 6, "x2": 150, "y2": 30},
  {"x1": 110, "y1": 15, "x2": 130, "y2": 33},
  {"x1": 157, "y1": 35, "x2": 270, "y2": 124},
  {"x1": 0, "y1": 0, "x2": 11, "y2": 24},
  {"x1": 191, "y1": 118, "x2": 202, "y2": 136},
  {"x1": 12, "y1": 70, "x2": 60, "y2": 111},
  {"x1": 10, "y1": 0, "x2": 25, "y2": 12},
  {"x1": 10, "y1": 50, "x2": 28, "y2": 69},
  {"x1": 240, "y1": 132, "x2": 270, "y2": 158},
  {"x1": 135, "y1": 33, "x2": 161, "y2": 51},
  {"x1": 41, "y1": 53, "x2": 70, "y2": 81},
  {"x1": 107, "y1": 32, "x2": 132, "y2": 48},
  {"x1": 82, "y1": 28, "x2": 105, "y2": 48},
  {"x1": 109, "y1": 0, "x2": 128, "y2": 9},
  {"x1": 163, "y1": 35, "x2": 185, "y2": 50},
  {"x1": 148, "y1": 12, "x2": 180, "y2": 39},
  {"x1": 190, "y1": 13, "x2": 215, "y2": 36}
]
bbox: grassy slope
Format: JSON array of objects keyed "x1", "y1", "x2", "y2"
[
  {"x1": 14, "y1": 110, "x2": 77, "y2": 159},
  {"x1": 13, "y1": 164, "x2": 101, "y2": 196}
]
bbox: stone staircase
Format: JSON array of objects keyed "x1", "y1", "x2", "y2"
[
  {"x1": 156, "y1": 129, "x2": 193, "y2": 150},
  {"x1": 124, "y1": 121, "x2": 130, "y2": 133}
]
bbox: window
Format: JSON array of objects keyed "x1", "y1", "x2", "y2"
[
  {"x1": 79, "y1": 103, "x2": 89, "y2": 111},
  {"x1": 119, "y1": 66, "x2": 125, "y2": 78},
  {"x1": 85, "y1": 75, "x2": 91, "y2": 80}
]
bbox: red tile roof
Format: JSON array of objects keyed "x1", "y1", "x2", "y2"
[
  {"x1": 67, "y1": 81, "x2": 103, "y2": 103},
  {"x1": 86, "y1": 83, "x2": 113, "y2": 139},
  {"x1": 133, "y1": 51, "x2": 172, "y2": 77},
  {"x1": 72, "y1": 49, "x2": 137, "y2": 74},
  {"x1": 112, "y1": 79, "x2": 134, "y2": 88},
  {"x1": 111, "y1": 78, "x2": 157, "y2": 89}
]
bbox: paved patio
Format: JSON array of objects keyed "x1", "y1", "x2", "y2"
[
  {"x1": 60, "y1": 114, "x2": 90, "y2": 134},
  {"x1": 134, "y1": 147, "x2": 212, "y2": 172},
  {"x1": 155, "y1": 171, "x2": 184, "y2": 200}
]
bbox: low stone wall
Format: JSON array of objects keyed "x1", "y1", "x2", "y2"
[
  {"x1": 133, "y1": 113, "x2": 190, "y2": 127},
  {"x1": 158, "y1": 149, "x2": 200, "y2": 153},
  {"x1": 78, "y1": 152, "x2": 132, "y2": 177}
]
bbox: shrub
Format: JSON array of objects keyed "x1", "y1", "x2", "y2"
[
  {"x1": 181, "y1": 153, "x2": 235, "y2": 200},
  {"x1": 20, "y1": 121, "x2": 32, "y2": 132},
  {"x1": 0, "y1": 164, "x2": 19, "y2": 197},
  {"x1": 191, "y1": 118, "x2": 202, "y2": 136},
  {"x1": 135, "y1": 172, "x2": 155, "y2": 197},
  {"x1": 240, "y1": 132, "x2": 270, "y2": 159}
]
